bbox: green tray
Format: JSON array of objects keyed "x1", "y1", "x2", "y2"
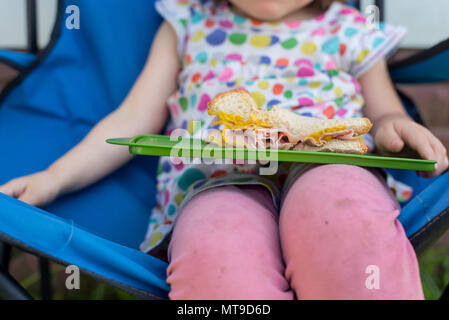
[{"x1": 106, "y1": 134, "x2": 436, "y2": 171}]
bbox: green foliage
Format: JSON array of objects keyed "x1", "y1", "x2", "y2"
[
  {"x1": 418, "y1": 246, "x2": 449, "y2": 300},
  {"x1": 14, "y1": 257, "x2": 139, "y2": 300}
]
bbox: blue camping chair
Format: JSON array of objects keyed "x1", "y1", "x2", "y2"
[{"x1": 0, "y1": 0, "x2": 448, "y2": 300}]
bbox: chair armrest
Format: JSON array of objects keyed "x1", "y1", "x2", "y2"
[{"x1": 0, "y1": 50, "x2": 36, "y2": 70}]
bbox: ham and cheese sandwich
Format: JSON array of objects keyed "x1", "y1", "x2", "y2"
[{"x1": 206, "y1": 89, "x2": 372, "y2": 154}]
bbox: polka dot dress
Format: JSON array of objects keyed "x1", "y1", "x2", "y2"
[{"x1": 139, "y1": 0, "x2": 410, "y2": 254}]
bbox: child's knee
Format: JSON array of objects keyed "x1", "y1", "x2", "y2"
[
  {"x1": 167, "y1": 186, "x2": 291, "y2": 299},
  {"x1": 169, "y1": 186, "x2": 279, "y2": 264},
  {"x1": 280, "y1": 165, "x2": 399, "y2": 241}
]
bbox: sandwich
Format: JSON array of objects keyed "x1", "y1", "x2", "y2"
[{"x1": 206, "y1": 89, "x2": 372, "y2": 154}]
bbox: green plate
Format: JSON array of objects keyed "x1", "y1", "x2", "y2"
[{"x1": 107, "y1": 134, "x2": 436, "y2": 171}]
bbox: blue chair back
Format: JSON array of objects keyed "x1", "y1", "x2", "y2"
[
  {"x1": 390, "y1": 39, "x2": 449, "y2": 84},
  {"x1": 0, "y1": 0, "x2": 162, "y2": 248}
]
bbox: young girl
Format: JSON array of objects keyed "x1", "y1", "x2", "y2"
[{"x1": 1, "y1": 0, "x2": 448, "y2": 299}]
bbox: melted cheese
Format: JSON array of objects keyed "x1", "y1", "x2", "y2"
[
  {"x1": 211, "y1": 111, "x2": 270, "y2": 146},
  {"x1": 213, "y1": 111, "x2": 270, "y2": 130},
  {"x1": 306, "y1": 125, "x2": 347, "y2": 144}
]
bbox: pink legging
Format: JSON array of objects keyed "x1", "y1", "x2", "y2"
[{"x1": 167, "y1": 165, "x2": 424, "y2": 299}]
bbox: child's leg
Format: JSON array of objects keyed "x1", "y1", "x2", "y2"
[
  {"x1": 280, "y1": 164, "x2": 424, "y2": 300},
  {"x1": 167, "y1": 185, "x2": 294, "y2": 300}
]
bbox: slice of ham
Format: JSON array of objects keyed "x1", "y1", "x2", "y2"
[
  {"x1": 303, "y1": 128, "x2": 357, "y2": 147},
  {"x1": 220, "y1": 128, "x2": 359, "y2": 150}
]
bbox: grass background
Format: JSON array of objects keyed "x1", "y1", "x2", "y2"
[{"x1": 6, "y1": 235, "x2": 449, "y2": 300}]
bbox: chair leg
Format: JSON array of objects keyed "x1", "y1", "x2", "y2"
[
  {"x1": 440, "y1": 282, "x2": 449, "y2": 300},
  {"x1": 0, "y1": 242, "x2": 12, "y2": 268},
  {"x1": 0, "y1": 266, "x2": 33, "y2": 300},
  {"x1": 39, "y1": 258, "x2": 52, "y2": 300}
]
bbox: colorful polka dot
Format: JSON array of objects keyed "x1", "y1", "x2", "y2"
[
  {"x1": 205, "y1": 19, "x2": 215, "y2": 28},
  {"x1": 179, "y1": 97, "x2": 188, "y2": 112},
  {"x1": 229, "y1": 33, "x2": 247, "y2": 45},
  {"x1": 195, "y1": 51, "x2": 208, "y2": 63},
  {"x1": 167, "y1": 205, "x2": 176, "y2": 216},
  {"x1": 344, "y1": 27, "x2": 358, "y2": 38},
  {"x1": 192, "y1": 30, "x2": 205, "y2": 42},
  {"x1": 267, "y1": 99, "x2": 281, "y2": 107},
  {"x1": 301, "y1": 42, "x2": 317, "y2": 55},
  {"x1": 335, "y1": 87, "x2": 343, "y2": 97},
  {"x1": 184, "y1": 54, "x2": 192, "y2": 65},
  {"x1": 191, "y1": 11, "x2": 203, "y2": 24},
  {"x1": 355, "y1": 15, "x2": 367, "y2": 24},
  {"x1": 286, "y1": 21, "x2": 301, "y2": 29},
  {"x1": 250, "y1": 35, "x2": 271, "y2": 48},
  {"x1": 162, "y1": 161, "x2": 171, "y2": 173},
  {"x1": 330, "y1": 25, "x2": 342, "y2": 35},
  {"x1": 281, "y1": 38, "x2": 298, "y2": 49},
  {"x1": 164, "y1": 189, "x2": 170, "y2": 206},
  {"x1": 298, "y1": 97, "x2": 314, "y2": 106},
  {"x1": 336, "y1": 109, "x2": 347, "y2": 117},
  {"x1": 191, "y1": 73, "x2": 202, "y2": 83},
  {"x1": 311, "y1": 27, "x2": 326, "y2": 36},
  {"x1": 211, "y1": 170, "x2": 228, "y2": 178},
  {"x1": 225, "y1": 53, "x2": 242, "y2": 62},
  {"x1": 270, "y1": 36, "x2": 280, "y2": 46},
  {"x1": 250, "y1": 91, "x2": 266, "y2": 107},
  {"x1": 190, "y1": 94, "x2": 197, "y2": 109},
  {"x1": 258, "y1": 81, "x2": 270, "y2": 90},
  {"x1": 340, "y1": 8, "x2": 355, "y2": 15},
  {"x1": 283, "y1": 90, "x2": 293, "y2": 99},
  {"x1": 297, "y1": 67, "x2": 315, "y2": 77},
  {"x1": 373, "y1": 37, "x2": 385, "y2": 49},
  {"x1": 197, "y1": 94, "x2": 211, "y2": 112},
  {"x1": 322, "y1": 37, "x2": 340, "y2": 55},
  {"x1": 203, "y1": 71, "x2": 214, "y2": 82},
  {"x1": 178, "y1": 168, "x2": 206, "y2": 191},
  {"x1": 308, "y1": 82, "x2": 320, "y2": 89},
  {"x1": 339, "y1": 43, "x2": 347, "y2": 56},
  {"x1": 193, "y1": 180, "x2": 208, "y2": 189},
  {"x1": 219, "y1": 20, "x2": 233, "y2": 29},
  {"x1": 272, "y1": 84, "x2": 284, "y2": 95},
  {"x1": 173, "y1": 160, "x2": 184, "y2": 171},
  {"x1": 233, "y1": 15, "x2": 247, "y2": 24},
  {"x1": 357, "y1": 49, "x2": 371, "y2": 63},
  {"x1": 325, "y1": 60, "x2": 337, "y2": 70},
  {"x1": 259, "y1": 56, "x2": 271, "y2": 65},
  {"x1": 275, "y1": 58, "x2": 289, "y2": 69},
  {"x1": 251, "y1": 20, "x2": 263, "y2": 27},
  {"x1": 170, "y1": 103, "x2": 179, "y2": 116},
  {"x1": 323, "y1": 106, "x2": 335, "y2": 118},
  {"x1": 174, "y1": 194, "x2": 184, "y2": 206},
  {"x1": 322, "y1": 83, "x2": 334, "y2": 91},
  {"x1": 148, "y1": 232, "x2": 163, "y2": 247},
  {"x1": 206, "y1": 29, "x2": 227, "y2": 46},
  {"x1": 218, "y1": 66, "x2": 234, "y2": 82}
]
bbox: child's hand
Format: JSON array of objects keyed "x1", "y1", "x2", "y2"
[
  {"x1": 373, "y1": 114, "x2": 449, "y2": 177},
  {"x1": 0, "y1": 171, "x2": 61, "y2": 207}
]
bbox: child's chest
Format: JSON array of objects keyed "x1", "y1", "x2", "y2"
[{"x1": 182, "y1": 13, "x2": 350, "y2": 78}]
